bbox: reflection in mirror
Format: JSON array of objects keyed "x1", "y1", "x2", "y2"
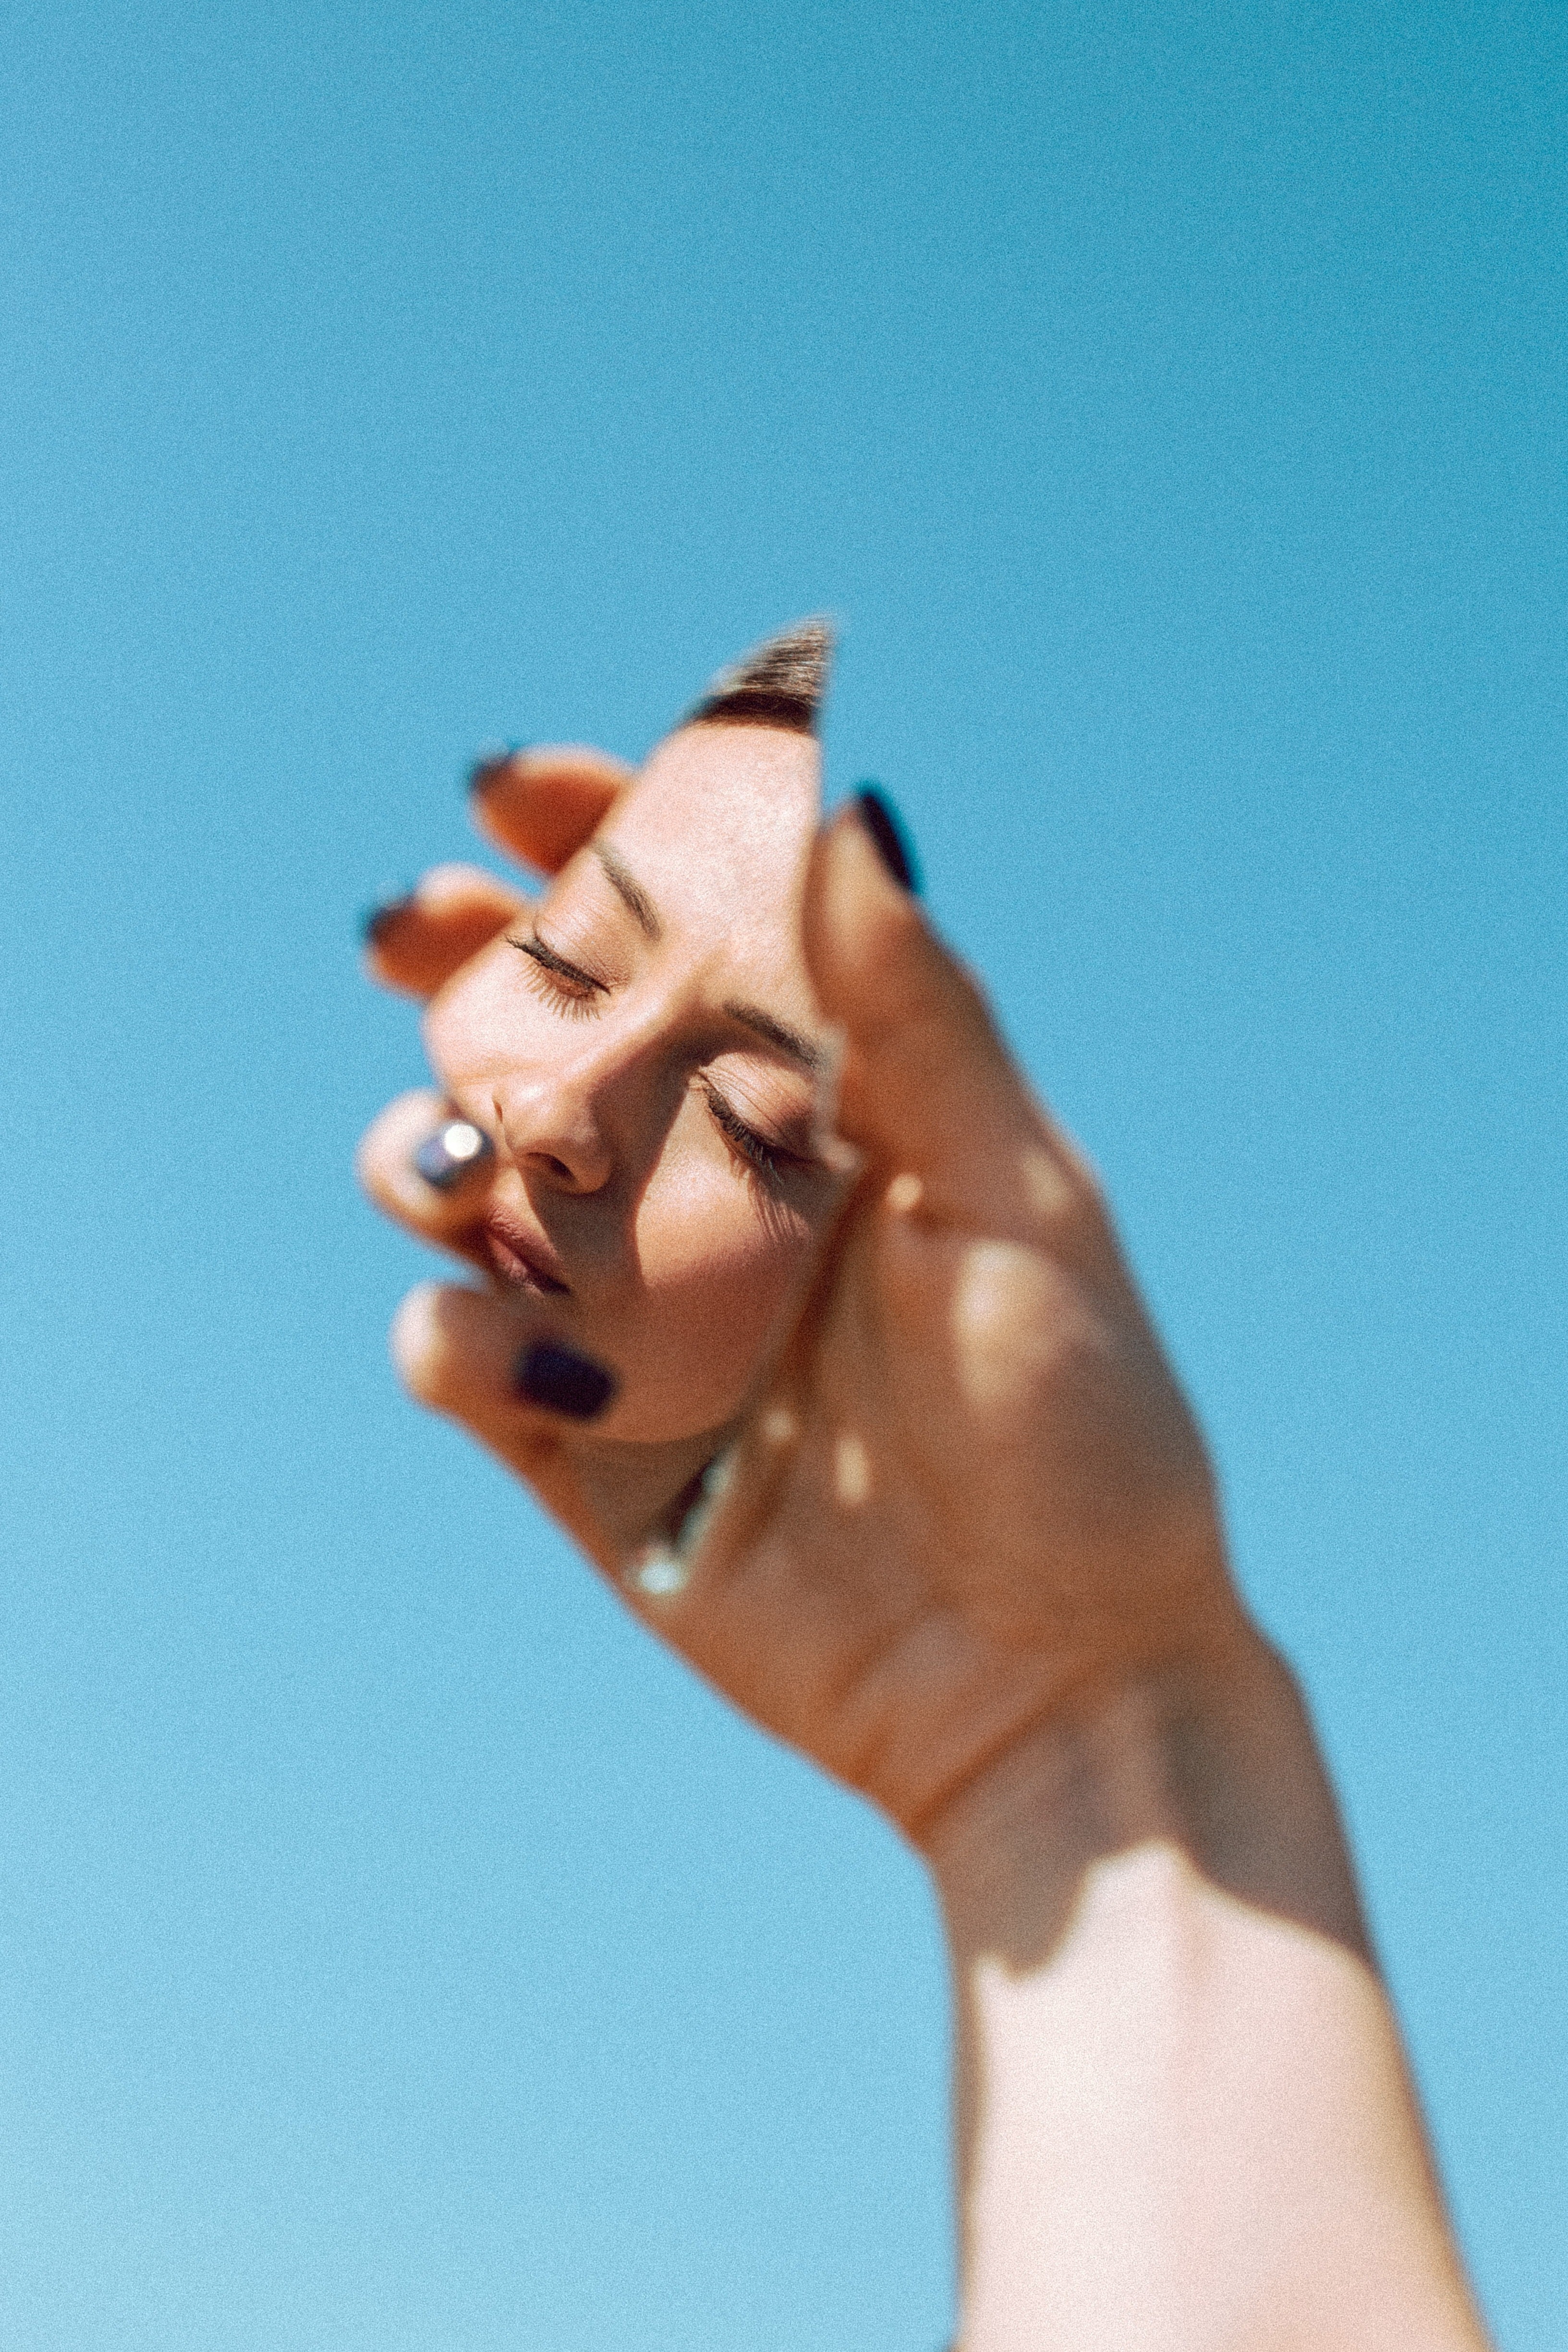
[{"x1": 417, "y1": 621, "x2": 848, "y2": 1573}]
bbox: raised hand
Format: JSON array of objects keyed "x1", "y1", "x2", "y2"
[
  {"x1": 357, "y1": 746, "x2": 1491, "y2": 2352},
  {"x1": 617, "y1": 800, "x2": 1260, "y2": 1855}
]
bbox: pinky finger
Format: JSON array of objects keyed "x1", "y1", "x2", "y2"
[{"x1": 389, "y1": 1281, "x2": 608, "y2": 1561}]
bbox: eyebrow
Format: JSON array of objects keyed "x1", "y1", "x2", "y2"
[
  {"x1": 722, "y1": 999, "x2": 825, "y2": 1073},
  {"x1": 591, "y1": 838, "x2": 820, "y2": 1071},
  {"x1": 594, "y1": 842, "x2": 662, "y2": 940}
]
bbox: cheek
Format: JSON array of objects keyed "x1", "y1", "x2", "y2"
[{"x1": 609, "y1": 1160, "x2": 816, "y2": 1441}]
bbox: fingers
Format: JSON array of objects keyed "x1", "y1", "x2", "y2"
[
  {"x1": 364, "y1": 864, "x2": 529, "y2": 999},
  {"x1": 364, "y1": 745, "x2": 632, "y2": 997},
  {"x1": 468, "y1": 744, "x2": 635, "y2": 874},
  {"x1": 389, "y1": 1279, "x2": 593, "y2": 1521},
  {"x1": 802, "y1": 803, "x2": 1107, "y2": 1252},
  {"x1": 388, "y1": 1282, "x2": 654, "y2": 1571},
  {"x1": 356, "y1": 1088, "x2": 496, "y2": 1272},
  {"x1": 392, "y1": 1278, "x2": 537, "y2": 1436}
]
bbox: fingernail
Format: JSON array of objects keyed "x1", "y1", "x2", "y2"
[
  {"x1": 413, "y1": 1116, "x2": 495, "y2": 1192},
  {"x1": 515, "y1": 1339, "x2": 618, "y2": 1421},
  {"x1": 854, "y1": 786, "x2": 920, "y2": 894},
  {"x1": 360, "y1": 888, "x2": 416, "y2": 947},
  {"x1": 467, "y1": 743, "x2": 527, "y2": 797},
  {"x1": 671, "y1": 1444, "x2": 736, "y2": 1556},
  {"x1": 625, "y1": 1541, "x2": 687, "y2": 1596}
]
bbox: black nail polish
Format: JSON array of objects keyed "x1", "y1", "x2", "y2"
[
  {"x1": 413, "y1": 1117, "x2": 494, "y2": 1192},
  {"x1": 467, "y1": 743, "x2": 527, "y2": 797},
  {"x1": 359, "y1": 889, "x2": 415, "y2": 947},
  {"x1": 515, "y1": 1339, "x2": 618, "y2": 1421},
  {"x1": 854, "y1": 786, "x2": 920, "y2": 895}
]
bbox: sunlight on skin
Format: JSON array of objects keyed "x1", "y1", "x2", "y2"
[
  {"x1": 359, "y1": 633, "x2": 858, "y2": 1569},
  {"x1": 388, "y1": 724, "x2": 841, "y2": 1458},
  {"x1": 361, "y1": 653, "x2": 1494, "y2": 2352},
  {"x1": 832, "y1": 1429, "x2": 873, "y2": 1507},
  {"x1": 417, "y1": 721, "x2": 839, "y2": 1449}
]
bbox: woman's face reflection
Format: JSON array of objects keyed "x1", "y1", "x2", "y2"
[{"x1": 422, "y1": 721, "x2": 837, "y2": 1444}]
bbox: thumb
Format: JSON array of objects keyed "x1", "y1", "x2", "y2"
[{"x1": 802, "y1": 795, "x2": 1093, "y2": 1243}]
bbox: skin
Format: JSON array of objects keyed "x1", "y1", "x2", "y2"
[
  {"x1": 359, "y1": 724, "x2": 842, "y2": 1554},
  {"x1": 362, "y1": 746, "x2": 1495, "y2": 2350}
]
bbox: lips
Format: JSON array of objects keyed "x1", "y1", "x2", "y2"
[{"x1": 474, "y1": 1205, "x2": 572, "y2": 1296}]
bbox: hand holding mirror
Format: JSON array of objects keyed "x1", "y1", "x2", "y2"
[{"x1": 358, "y1": 633, "x2": 1488, "y2": 2349}]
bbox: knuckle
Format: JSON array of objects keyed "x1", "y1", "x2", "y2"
[
  {"x1": 416, "y1": 861, "x2": 500, "y2": 906},
  {"x1": 389, "y1": 1285, "x2": 448, "y2": 1402}
]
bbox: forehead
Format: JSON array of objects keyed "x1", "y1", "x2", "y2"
[{"x1": 598, "y1": 722, "x2": 820, "y2": 994}]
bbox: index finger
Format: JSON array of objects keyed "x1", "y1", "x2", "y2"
[
  {"x1": 469, "y1": 744, "x2": 636, "y2": 874},
  {"x1": 804, "y1": 804, "x2": 1108, "y2": 1257}
]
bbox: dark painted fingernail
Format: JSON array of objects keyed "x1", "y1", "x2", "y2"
[
  {"x1": 413, "y1": 1116, "x2": 495, "y2": 1192},
  {"x1": 467, "y1": 742, "x2": 527, "y2": 797},
  {"x1": 360, "y1": 888, "x2": 416, "y2": 948},
  {"x1": 854, "y1": 786, "x2": 920, "y2": 894},
  {"x1": 515, "y1": 1339, "x2": 618, "y2": 1421}
]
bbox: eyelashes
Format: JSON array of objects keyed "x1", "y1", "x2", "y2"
[
  {"x1": 509, "y1": 929, "x2": 810, "y2": 1188},
  {"x1": 509, "y1": 930, "x2": 607, "y2": 1019},
  {"x1": 698, "y1": 1080, "x2": 807, "y2": 1185}
]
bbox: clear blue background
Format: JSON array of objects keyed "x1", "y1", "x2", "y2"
[{"x1": 2, "y1": 3, "x2": 1563, "y2": 2346}]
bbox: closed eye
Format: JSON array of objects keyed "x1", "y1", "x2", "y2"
[
  {"x1": 508, "y1": 930, "x2": 607, "y2": 1018},
  {"x1": 701, "y1": 1081, "x2": 813, "y2": 1185}
]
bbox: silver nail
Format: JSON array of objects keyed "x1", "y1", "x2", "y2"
[{"x1": 413, "y1": 1117, "x2": 494, "y2": 1192}]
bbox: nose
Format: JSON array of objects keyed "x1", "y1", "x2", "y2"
[
  {"x1": 490, "y1": 1018, "x2": 663, "y2": 1198},
  {"x1": 492, "y1": 1061, "x2": 614, "y2": 1195}
]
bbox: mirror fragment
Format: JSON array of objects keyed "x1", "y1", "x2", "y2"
[{"x1": 434, "y1": 619, "x2": 855, "y2": 1582}]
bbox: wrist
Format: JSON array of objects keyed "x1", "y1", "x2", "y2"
[{"x1": 925, "y1": 1629, "x2": 1370, "y2": 1969}]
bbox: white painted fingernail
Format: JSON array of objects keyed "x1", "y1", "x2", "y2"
[
  {"x1": 625, "y1": 1543, "x2": 688, "y2": 1597},
  {"x1": 668, "y1": 1444, "x2": 735, "y2": 1561},
  {"x1": 621, "y1": 1442, "x2": 738, "y2": 1600},
  {"x1": 702, "y1": 1446, "x2": 737, "y2": 1503}
]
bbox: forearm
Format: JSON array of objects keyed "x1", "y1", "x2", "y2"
[{"x1": 926, "y1": 1639, "x2": 1491, "y2": 2352}]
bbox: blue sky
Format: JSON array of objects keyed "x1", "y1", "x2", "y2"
[{"x1": 2, "y1": 3, "x2": 1563, "y2": 2346}]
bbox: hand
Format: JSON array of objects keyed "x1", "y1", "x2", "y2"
[
  {"x1": 651, "y1": 810, "x2": 1492, "y2": 2352},
  {"x1": 364, "y1": 782, "x2": 1492, "y2": 2352},
  {"x1": 624, "y1": 801, "x2": 1261, "y2": 1855},
  {"x1": 363, "y1": 787, "x2": 1490, "y2": 2350},
  {"x1": 371, "y1": 773, "x2": 1259, "y2": 1859}
]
